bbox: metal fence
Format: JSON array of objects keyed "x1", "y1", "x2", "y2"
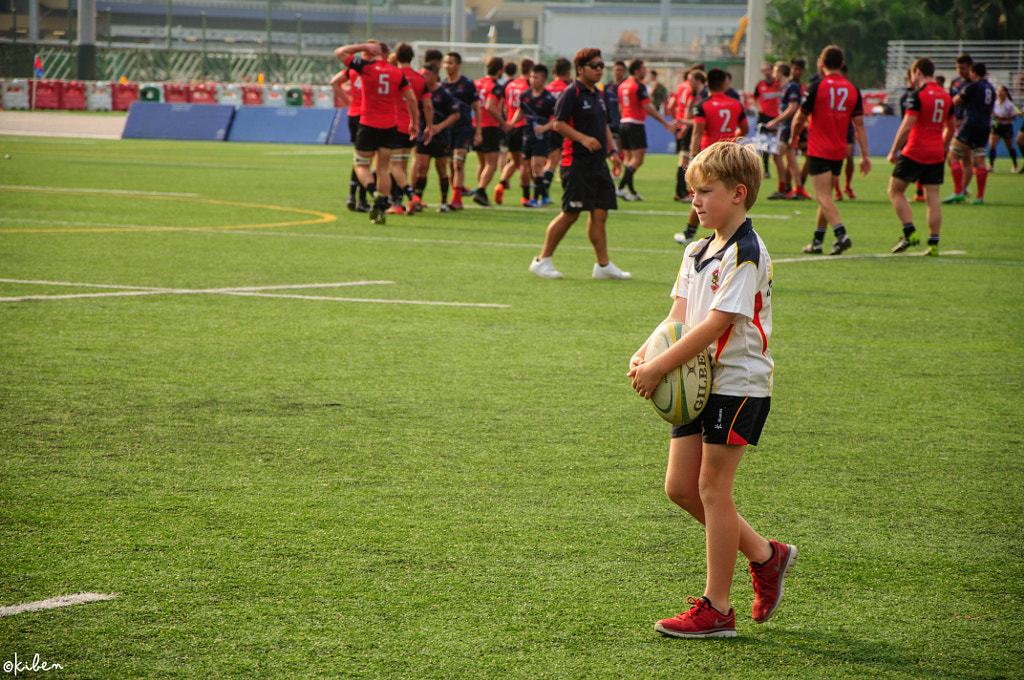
[
  {"x1": 886, "y1": 40, "x2": 1024, "y2": 103},
  {"x1": 0, "y1": 41, "x2": 339, "y2": 84}
]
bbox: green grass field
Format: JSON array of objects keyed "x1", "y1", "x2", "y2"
[{"x1": 1, "y1": 134, "x2": 1022, "y2": 679}]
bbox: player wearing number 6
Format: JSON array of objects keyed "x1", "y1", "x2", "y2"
[
  {"x1": 789, "y1": 45, "x2": 870, "y2": 256},
  {"x1": 675, "y1": 68, "x2": 748, "y2": 247},
  {"x1": 886, "y1": 58, "x2": 954, "y2": 256}
]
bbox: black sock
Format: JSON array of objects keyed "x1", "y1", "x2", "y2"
[
  {"x1": 989, "y1": 148, "x2": 997, "y2": 167},
  {"x1": 833, "y1": 224, "x2": 847, "y2": 241},
  {"x1": 414, "y1": 179, "x2": 427, "y2": 198},
  {"x1": 903, "y1": 223, "x2": 916, "y2": 238},
  {"x1": 619, "y1": 165, "x2": 634, "y2": 191},
  {"x1": 685, "y1": 223, "x2": 698, "y2": 238},
  {"x1": 439, "y1": 178, "x2": 450, "y2": 203},
  {"x1": 676, "y1": 166, "x2": 688, "y2": 198},
  {"x1": 813, "y1": 227, "x2": 826, "y2": 244},
  {"x1": 522, "y1": 185, "x2": 531, "y2": 200},
  {"x1": 928, "y1": 235, "x2": 939, "y2": 246},
  {"x1": 349, "y1": 169, "x2": 359, "y2": 194}
]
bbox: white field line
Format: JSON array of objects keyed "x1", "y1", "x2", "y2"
[
  {"x1": 0, "y1": 592, "x2": 117, "y2": 617},
  {"x1": 0, "y1": 185, "x2": 200, "y2": 198},
  {"x1": 0, "y1": 279, "x2": 510, "y2": 308}
]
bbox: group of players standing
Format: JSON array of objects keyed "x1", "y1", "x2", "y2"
[
  {"x1": 332, "y1": 41, "x2": 582, "y2": 223},
  {"x1": 331, "y1": 39, "x2": 1013, "y2": 267}
]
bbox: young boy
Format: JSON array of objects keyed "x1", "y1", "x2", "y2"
[{"x1": 628, "y1": 142, "x2": 795, "y2": 638}]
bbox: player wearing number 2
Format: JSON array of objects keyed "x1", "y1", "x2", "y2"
[
  {"x1": 674, "y1": 68, "x2": 748, "y2": 247},
  {"x1": 789, "y1": 45, "x2": 870, "y2": 256}
]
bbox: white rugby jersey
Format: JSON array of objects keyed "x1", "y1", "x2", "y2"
[{"x1": 671, "y1": 219, "x2": 774, "y2": 397}]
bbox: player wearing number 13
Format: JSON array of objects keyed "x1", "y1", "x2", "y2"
[{"x1": 789, "y1": 45, "x2": 870, "y2": 256}]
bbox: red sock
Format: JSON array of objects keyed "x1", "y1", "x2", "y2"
[
  {"x1": 950, "y1": 161, "x2": 964, "y2": 194},
  {"x1": 975, "y1": 166, "x2": 987, "y2": 199}
]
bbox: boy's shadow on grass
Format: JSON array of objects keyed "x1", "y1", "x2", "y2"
[{"x1": 735, "y1": 627, "x2": 1014, "y2": 680}]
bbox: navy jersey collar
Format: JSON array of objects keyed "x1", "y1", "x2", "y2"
[{"x1": 691, "y1": 218, "x2": 753, "y2": 270}]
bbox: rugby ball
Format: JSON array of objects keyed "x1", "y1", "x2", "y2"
[{"x1": 643, "y1": 322, "x2": 711, "y2": 426}]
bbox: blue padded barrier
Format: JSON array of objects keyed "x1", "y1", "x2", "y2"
[
  {"x1": 122, "y1": 101, "x2": 235, "y2": 141},
  {"x1": 226, "y1": 106, "x2": 341, "y2": 144}
]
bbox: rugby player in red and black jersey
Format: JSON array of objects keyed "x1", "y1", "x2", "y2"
[
  {"x1": 789, "y1": 45, "x2": 870, "y2": 256},
  {"x1": 886, "y1": 58, "x2": 955, "y2": 256}
]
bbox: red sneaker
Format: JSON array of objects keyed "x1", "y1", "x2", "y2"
[
  {"x1": 749, "y1": 540, "x2": 797, "y2": 623},
  {"x1": 844, "y1": 185, "x2": 856, "y2": 199},
  {"x1": 655, "y1": 597, "x2": 736, "y2": 638},
  {"x1": 406, "y1": 195, "x2": 422, "y2": 215},
  {"x1": 834, "y1": 187, "x2": 843, "y2": 200},
  {"x1": 786, "y1": 186, "x2": 812, "y2": 200},
  {"x1": 493, "y1": 183, "x2": 505, "y2": 205}
]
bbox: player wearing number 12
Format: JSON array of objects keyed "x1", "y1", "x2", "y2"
[{"x1": 789, "y1": 45, "x2": 870, "y2": 256}]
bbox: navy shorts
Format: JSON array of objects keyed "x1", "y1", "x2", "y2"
[
  {"x1": 671, "y1": 394, "x2": 771, "y2": 446},
  {"x1": 956, "y1": 122, "x2": 989, "y2": 151},
  {"x1": 560, "y1": 163, "x2": 617, "y2": 213}
]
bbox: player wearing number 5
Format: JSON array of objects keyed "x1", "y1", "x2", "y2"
[
  {"x1": 789, "y1": 45, "x2": 870, "y2": 256},
  {"x1": 674, "y1": 68, "x2": 748, "y2": 247},
  {"x1": 336, "y1": 41, "x2": 418, "y2": 225}
]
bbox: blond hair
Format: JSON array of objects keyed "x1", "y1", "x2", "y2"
[{"x1": 685, "y1": 141, "x2": 762, "y2": 209}]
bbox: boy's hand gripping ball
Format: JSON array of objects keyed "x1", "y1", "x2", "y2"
[{"x1": 643, "y1": 322, "x2": 711, "y2": 426}]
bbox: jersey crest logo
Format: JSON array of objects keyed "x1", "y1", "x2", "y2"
[{"x1": 710, "y1": 268, "x2": 720, "y2": 292}]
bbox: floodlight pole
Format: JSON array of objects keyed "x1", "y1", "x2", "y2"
[
  {"x1": 367, "y1": 0, "x2": 373, "y2": 39},
  {"x1": 266, "y1": 0, "x2": 272, "y2": 56},
  {"x1": 166, "y1": 0, "x2": 172, "y2": 49},
  {"x1": 78, "y1": 0, "x2": 96, "y2": 79},
  {"x1": 296, "y1": 13, "x2": 301, "y2": 56},
  {"x1": 743, "y1": 0, "x2": 767, "y2": 94},
  {"x1": 28, "y1": 0, "x2": 39, "y2": 41}
]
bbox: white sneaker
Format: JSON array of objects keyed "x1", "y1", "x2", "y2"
[
  {"x1": 615, "y1": 187, "x2": 630, "y2": 199},
  {"x1": 621, "y1": 192, "x2": 638, "y2": 202},
  {"x1": 674, "y1": 232, "x2": 694, "y2": 246},
  {"x1": 632, "y1": 192, "x2": 644, "y2": 201},
  {"x1": 593, "y1": 261, "x2": 632, "y2": 280},
  {"x1": 529, "y1": 257, "x2": 563, "y2": 279}
]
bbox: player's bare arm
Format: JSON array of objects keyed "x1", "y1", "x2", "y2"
[{"x1": 631, "y1": 309, "x2": 738, "y2": 399}]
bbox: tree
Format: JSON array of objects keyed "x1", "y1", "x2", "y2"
[
  {"x1": 921, "y1": 0, "x2": 1024, "y2": 40},
  {"x1": 767, "y1": 0, "x2": 950, "y2": 88}
]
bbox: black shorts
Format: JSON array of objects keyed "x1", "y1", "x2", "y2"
[
  {"x1": 523, "y1": 134, "x2": 551, "y2": 159},
  {"x1": 808, "y1": 155, "x2": 844, "y2": 177},
  {"x1": 474, "y1": 127, "x2": 502, "y2": 153},
  {"x1": 416, "y1": 140, "x2": 452, "y2": 159},
  {"x1": 671, "y1": 395, "x2": 771, "y2": 446},
  {"x1": 452, "y1": 125, "x2": 474, "y2": 153},
  {"x1": 507, "y1": 126, "x2": 525, "y2": 153},
  {"x1": 992, "y1": 122, "x2": 1014, "y2": 141},
  {"x1": 387, "y1": 127, "x2": 413, "y2": 150},
  {"x1": 846, "y1": 122, "x2": 855, "y2": 145},
  {"x1": 548, "y1": 131, "x2": 564, "y2": 155},
  {"x1": 955, "y1": 122, "x2": 989, "y2": 150},
  {"x1": 892, "y1": 155, "x2": 944, "y2": 185},
  {"x1": 347, "y1": 114, "x2": 360, "y2": 143},
  {"x1": 355, "y1": 124, "x2": 395, "y2": 153},
  {"x1": 560, "y1": 163, "x2": 617, "y2": 213},
  {"x1": 620, "y1": 122, "x2": 648, "y2": 151}
]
